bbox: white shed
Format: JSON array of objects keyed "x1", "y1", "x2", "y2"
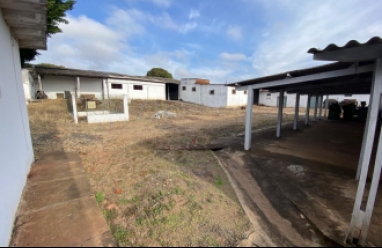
[{"x1": 179, "y1": 78, "x2": 247, "y2": 108}]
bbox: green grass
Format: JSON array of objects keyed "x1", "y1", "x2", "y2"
[{"x1": 95, "y1": 192, "x2": 105, "y2": 203}]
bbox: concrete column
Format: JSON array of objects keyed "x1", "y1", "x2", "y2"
[
  {"x1": 346, "y1": 57, "x2": 382, "y2": 245},
  {"x1": 324, "y1": 95, "x2": 329, "y2": 118},
  {"x1": 71, "y1": 92, "x2": 78, "y2": 124},
  {"x1": 37, "y1": 74, "x2": 42, "y2": 91},
  {"x1": 123, "y1": 94, "x2": 129, "y2": 120},
  {"x1": 76, "y1": 77, "x2": 80, "y2": 98},
  {"x1": 244, "y1": 88, "x2": 254, "y2": 150},
  {"x1": 319, "y1": 95, "x2": 323, "y2": 119},
  {"x1": 305, "y1": 94, "x2": 311, "y2": 126},
  {"x1": 314, "y1": 95, "x2": 319, "y2": 122},
  {"x1": 293, "y1": 93, "x2": 300, "y2": 130},
  {"x1": 276, "y1": 90, "x2": 285, "y2": 138}
]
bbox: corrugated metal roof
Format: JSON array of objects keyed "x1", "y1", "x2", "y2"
[
  {"x1": 307, "y1": 37, "x2": 382, "y2": 54},
  {"x1": 227, "y1": 62, "x2": 354, "y2": 87},
  {"x1": 34, "y1": 67, "x2": 180, "y2": 84}
]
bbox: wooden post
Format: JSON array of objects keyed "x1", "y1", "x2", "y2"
[
  {"x1": 276, "y1": 90, "x2": 284, "y2": 138},
  {"x1": 314, "y1": 95, "x2": 319, "y2": 122},
  {"x1": 324, "y1": 95, "x2": 329, "y2": 118},
  {"x1": 244, "y1": 87, "x2": 254, "y2": 150},
  {"x1": 346, "y1": 58, "x2": 382, "y2": 244},
  {"x1": 305, "y1": 94, "x2": 311, "y2": 126},
  {"x1": 294, "y1": 93, "x2": 300, "y2": 131}
]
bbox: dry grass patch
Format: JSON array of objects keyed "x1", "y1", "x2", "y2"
[{"x1": 28, "y1": 99, "x2": 302, "y2": 247}]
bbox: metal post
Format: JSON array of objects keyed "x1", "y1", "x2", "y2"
[
  {"x1": 294, "y1": 93, "x2": 300, "y2": 130},
  {"x1": 314, "y1": 95, "x2": 319, "y2": 122},
  {"x1": 305, "y1": 94, "x2": 311, "y2": 125},
  {"x1": 276, "y1": 91, "x2": 285, "y2": 137},
  {"x1": 324, "y1": 95, "x2": 329, "y2": 118},
  {"x1": 319, "y1": 95, "x2": 323, "y2": 119},
  {"x1": 244, "y1": 88, "x2": 254, "y2": 150},
  {"x1": 346, "y1": 58, "x2": 382, "y2": 244}
]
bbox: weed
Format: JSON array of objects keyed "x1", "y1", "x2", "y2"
[
  {"x1": 120, "y1": 196, "x2": 140, "y2": 205},
  {"x1": 95, "y1": 192, "x2": 105, "y2": 203},
  {"x1": 102, "y1": 209, "x2": 118, "y2": 223},
  {"x1": 215, "y1": 178, "x2": 224, "y2": 187},
  {"x1": 113, "y1": 225, "x2": 130, "y2": 246}
]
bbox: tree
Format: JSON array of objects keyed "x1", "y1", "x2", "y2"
[
  {"x1": 19, "y1": 0, "x2": 75, "y2": 66},
  {"x1": 146, "y1": 68, "x2": 173, "y2": 79},
  {"x1": 35, "y1": 63, "x2": 66, "y2": 68}
]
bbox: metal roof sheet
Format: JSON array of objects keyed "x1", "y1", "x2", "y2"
[
  {"x1": 307, "y1": 37, "x2": 382, "y2": 54},
  {"x1": 34, "y1": 67, "x2": 180, "y2": 84}
]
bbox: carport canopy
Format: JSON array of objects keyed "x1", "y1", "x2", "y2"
[{"x1": 229, "y1": 37, "x2": 382, "y2": 246}]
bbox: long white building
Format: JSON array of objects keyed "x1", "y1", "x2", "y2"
[
  {"x1": 26, "y1": 67, "x2": 180, "y2": 100},
  {"x1": 179, "y1": 78, "x2": 248, "y2": 108}
]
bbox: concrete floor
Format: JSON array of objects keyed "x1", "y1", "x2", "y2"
[
  {"x1": 10, "y1": 152, "x2": 116, "y2": 247},
  {"x1": 215, "y1": 120, "x2": 382, "y2": 246}
]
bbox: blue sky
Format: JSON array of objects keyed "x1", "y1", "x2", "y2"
[{"x1": 35, "y1": 0, "x2": 382, "y2": 83}]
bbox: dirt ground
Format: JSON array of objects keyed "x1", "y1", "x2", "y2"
[{"x1": 27, "y1": 99, "x2": 302, "y2": 247}]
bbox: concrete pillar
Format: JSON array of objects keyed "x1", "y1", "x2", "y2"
[
  {"x1": 314, "y1": 95, "x2": 319, "y2": 122},
  {"x1": 294, "y1": 93, "x2": 300, "y2": 130},
  {"x1": 71, "y1": 92, "x2": 78, "y2": 124},
  {"x1": 305, "y1": 94, "x2": 311, "y2": 126},
  {"x1": 76, "y1": 77, "x2": 81, "y2": 98},
  {"x1": 37, "y1": 74, "x2": 42, "y2": 91},
  {"x1": 123, "y1": 94, "x2": 129, "y2": 120},
  {"x1": 324, "y1": 95, "x2": 329, "y2": 118},
  {"x1": 319, "y1": 95, "x2": 323, "y2": 119},
  {"x1": 276, "y1": 90, "x2": 285, "y2": 138},
  {"x1": 346, "y1": 57, "x2": 382, "y2": 245},
  {"x1": 244, "y1": 88, "x2": 254, "y2": 150}
]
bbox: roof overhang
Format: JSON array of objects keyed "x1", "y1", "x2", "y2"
[
  {"x1": 0, "y1": 0, "x2": 47, "y2": 50},
  {"x1": 308, "y1": 37, "x2": 382, "y2": 62},
  {"x1": 232, "y1": 62, "x2": 375, "y2": 95}
]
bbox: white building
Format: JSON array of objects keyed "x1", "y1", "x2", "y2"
[
  {"x1": 179, "y1": 78, "x2": 248, "y2": 108},
  {"x1": 29, "y1": 67, "x2": 180, "y2": 100},
  {"x1": 259, "y1": 91, "x2": 370, "y2": 108},
  {"x1": 0, "y1": 2, "x2": 47, "y2": 246}
]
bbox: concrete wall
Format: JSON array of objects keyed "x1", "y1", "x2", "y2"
[
  {"x1": 200, "y1": 85, "x2": 228, "y2": 108},
  {"x1": 0, "y1": 11, "x2": 35, "y2": 246},
  {"x1": 22, "y1": 69, "x2": 34, "y2": 101},
  {"x1": 79, "y1": 77, "x2": 103, "y2": 99},
  {"x1": 226, "y1": 87, "x2": 248, "y2": 107},
  {"x1": 42, "y1": 75, "x2": 76, "y2": 99},
  {"x1": 106, "y1": 78, "x2": 166, "y2": 100}
]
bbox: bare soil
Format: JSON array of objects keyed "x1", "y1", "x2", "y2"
[{"x1": 27, "y1": 99, "x2": 303, "y2": 247}]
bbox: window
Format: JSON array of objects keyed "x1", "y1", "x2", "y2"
[
  {"x1": 267, "y1": 93, "x2": 271, "y2": 96},
  {"x1": 345, "y1": 94, "x2": 353, "y2": 97},
  {"x1": 210, "y1": 90, "x2": 215, "y2": 95},
  {"x1": 192, "y1": 87, "x2": 196, "y2": 92},
  {"x1": 244, "y1": 91, "x2": 247, "y2": 95},
  {"x1": 182, "y1": 86, "x2": 186, "y2": 91},
  {"x1": 111, "y1": 84, "x2": 122, "y2": 89},
  {"x1": 232, "y1": 89, "x2": 236, "y2": 95},
  {"x1": 133, "y1": 85, "x2": 143, "y2": 90}
]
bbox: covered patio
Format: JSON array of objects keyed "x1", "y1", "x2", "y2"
[{"x1": 229, "y1": 37, "x2": 382, "y2": 245}]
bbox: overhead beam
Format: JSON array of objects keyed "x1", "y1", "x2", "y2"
[
  {"x1": 18, "y1": 39, "x2": 46, "y2": 49},
  {"x1": 313, "y1": 44, "x2": 382, "y2": 62},
  {"x1": 2, "y1": 9, "x2": 46, "y2": 27},
  {"x1": 12, "y1": 27, "x2": 46, "y2": 39},
  {"x1": 0, "y1": 0, "x2": 46, "y2": 11}
]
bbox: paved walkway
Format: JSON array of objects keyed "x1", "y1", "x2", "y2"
[{"x1": 10, "y1": 152, "x2": 116, "y2": 247}]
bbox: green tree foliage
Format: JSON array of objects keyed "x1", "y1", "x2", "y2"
[
  {"x1": 35, "y1": 63, "x2": 66, "y2": 68},
  {"x1": 20, "y1": 0, "x2": 75, "y2": 66},
  {"x1": 146, "y1": 68, "x2": 173, "y2": 79}
]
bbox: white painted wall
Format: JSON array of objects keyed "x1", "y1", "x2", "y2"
[
  {"x1": 22, "y1": 69, "x2": 34, "y2": 101},
  {"x1": 106, "y1": 78, "x2": 166, "y2": 100},
  {"x1": 0, "y1": 11, "x2": 35, "y2": 246},
  {"x1": 259, "y1": 91, "x2": 370, "y2": 108},
  {"x1": 41, "y1": 75, "x2": 76, "y2": 99},
  {"x1": 179, "y1": 79, "x2": 247, "y2": 108},
  {"x1": 79, "y1": 77, "x2": 103, "y2": 99}
]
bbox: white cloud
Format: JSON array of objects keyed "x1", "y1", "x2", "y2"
[
  {"x1": 179, "y1": 22, "x2": 198, "y2": 34},
  {"x1": 249, "y1": 0, "x2": 382, "y2": 76},
  {"x1": 189, "y1": 9, "x2": 200, "y2": 19},
  {"x1": 227, "y1": 25, "x2": 243, "y2": 41},
  {"x1": 220, "y1": 52, "x2": 247, "y2": 61}
]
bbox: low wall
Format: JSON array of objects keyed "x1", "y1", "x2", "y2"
[{"x1": 87, "y1": 113, "x2": 129, "y2": 123}]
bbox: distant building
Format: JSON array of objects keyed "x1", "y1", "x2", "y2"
[
  {"x1": 179, "y1": 78, "x2": 248, "y2": 108},
  {"x1": 25, "y1": 67, "x2": 180, "y2": 101}
]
